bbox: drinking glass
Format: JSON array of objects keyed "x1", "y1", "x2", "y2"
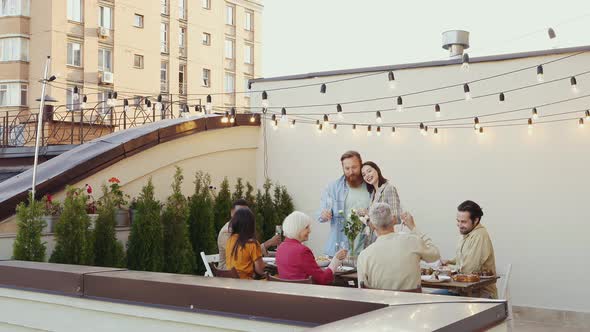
[{"x1": 275, "y1": 225, "x2": 282, "y2": 236}]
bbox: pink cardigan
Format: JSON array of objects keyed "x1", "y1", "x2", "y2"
[{"x1": 275, "y1": 238, "x2": 334, "y2": 285}]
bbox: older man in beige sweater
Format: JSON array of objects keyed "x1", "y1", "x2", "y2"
[{"x1": 357, "y1": 203, "x2": 440, "y2": 291}]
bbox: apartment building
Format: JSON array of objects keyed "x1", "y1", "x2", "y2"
[{"x1": 0, "y1": 0, "x2": 262, "y2": 121}]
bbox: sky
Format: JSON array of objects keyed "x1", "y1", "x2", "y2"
[{"x1": 261, "y1": 0, "x2": 590, "y2": 78}]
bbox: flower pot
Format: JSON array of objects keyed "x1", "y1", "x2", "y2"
[
  {"x1": 41, "y1": 215, "x2": 60, "y2": 233},
  {"x1": 129, "y1": 209, "x2": 138, "y2": 225},
  {"x1": 87, "y1": 214, "x2": 99, "y2": 229},
  {"x1": 115, "y1": 208, "x2": 130, "y2": 227}
]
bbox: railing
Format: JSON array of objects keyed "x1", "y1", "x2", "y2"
[{"x1": 0, "y1": 97, "x2": 196, "y2": 148}]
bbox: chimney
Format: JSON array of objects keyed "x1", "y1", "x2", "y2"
[{"x1": 442, "y1": 30, "x2": 470, "y2": 58}]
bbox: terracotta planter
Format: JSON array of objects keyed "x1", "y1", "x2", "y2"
[
  {"x1": 41, "y1": 215, "x2": 60, "y2": 233},
  {"x1": 115, "y1": 208, "x2": 130, "y2": 227}
]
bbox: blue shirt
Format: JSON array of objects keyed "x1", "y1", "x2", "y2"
[{"x1": 317, "y1": 176, "x2": 371, "y2": 256}]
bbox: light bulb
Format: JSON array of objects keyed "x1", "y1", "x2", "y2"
[
  {"x1": 388, "y1": 71, "x2": 396, "y2": 89},
  {"x1": 419, "y1": 123, "x2": 425, "y2": 135},
  {"x1": 290, "y1": 119, "x2": 296, "y2": 128},
  {"x1": 528, "y1": 118, "x2": 533, "y2": 134},
  {"x1": 391, "y1": 127, "x2": 396, "y2": 136},
  {"x1": 81, "y1": 95, "x2": 87, "y2": 109},
  {"x1": 499, "y1": 92, "x2": 505, "y2": 104},
  {"x1": 532, "y1": 108, "x2": 539, "y2": 120},
  {"x1": 249, "y1": 114, "x2": 256, "y2": 123},
  {"x1": 280, "y1": 108, "x2": 288, "y2": 122},
  {"x1": 474, "y1": 117, "x2": 480, "y2": 130},
  {"x1": 317, "y1": 123, "x2": 323, "y2": 133},
  {"x1": 537, "y1": 65, "x2": 544, "y2": 82},
  {"x1": 320, "y1": 83, "x2": 327, "y2": 94},
  {"x1": 396, "y1": 96, "x2": 403, "y2": 112},
  {"x1": 461, "y1": 53, "x2": 470, "y2": 72},
  {"x1": 479, "y1": 127, "x2": 484, "y2": 135},
  {"x1": 206, "y1": 95, "x2": 212, "y2": 112},
  {"x1": 332, "y1": 124, "x2": 338, "y2": 134},
  {"x1": 434, "y1": 128, "x2": 439, "y2": 135},
  {"x1": 464, "y1": 84, "x2": 471, "y2": 100},
  {"x1": 435, "y1": 104, "x2": 441, "y2": 118},
  {"x1": 261, "y1": 91, "x2": 269, "y2": 108},
  {"x1": 579, "y1": 118, "x2": 584, "y2": 128},
  {"x1": 323, "y1": 114, "x2": 329, "y2": 126},
  {"x1": 571, "y1": 76, "x2": 578, "y2": 93},
  {"x1": 367, "y1": 125, "x2": 372, "y2": 137},
  {"x1": 585, "y1": 110, "x2": 590, "y2": 121},
  {"x1": 272, "y1": 120, "x2": 278, "y2": 130},
  {"x1": 376, "y1": 126, "x2": 381, "y2": 136},
  {"x1": 352, "y1": 124, "x2": 357, "y2": 134},
  {"x1": 376, "y1": 111, "x2": 382, "y2": 123},
  {"x1": 336, "y1": 104, "x2": 344, "y2": 120}
]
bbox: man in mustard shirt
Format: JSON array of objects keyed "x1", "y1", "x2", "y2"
[{"x1": 444, "y1": 200, "x2": 498, "y2": 299}]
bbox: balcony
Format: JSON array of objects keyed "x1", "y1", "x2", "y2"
[
  {"x1": 160, "y1": 81, "x2": 168, "y2": 93},
  {"x1": 160, "y1": 43, "x2": 168, "y2": 54}
]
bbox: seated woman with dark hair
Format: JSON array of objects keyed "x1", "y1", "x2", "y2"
[
  {"x1": 226, "y1": 208, "x2": 266, "y2": 279},
  {"x1": 275, "y1": 211, "x2": 347, "y2": 285}
]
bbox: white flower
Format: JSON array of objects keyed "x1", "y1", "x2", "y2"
[
  {"x1": 351, "y1": 208, "x2": 357, "y2": 214},
  {"x1": 338, "y1": 210, "x2": 344, "y2": 215}
]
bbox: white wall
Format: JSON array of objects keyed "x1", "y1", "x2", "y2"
[{"x1": 253, "y1": 51, "x2": 590, "y2": 312}]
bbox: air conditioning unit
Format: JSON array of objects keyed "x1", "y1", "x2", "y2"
[
  {"x1": 97, "y1": 27, "x2": 110, "y2": 39},
  {"x1": 100, "y1": 71, "x2": 114, "y2": 84}
]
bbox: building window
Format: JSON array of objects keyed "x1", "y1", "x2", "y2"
[
  {"x1": 0, "y1": 82, "x2": 27, "y2": 106},
  {"x1": 225, "y1": 5, "x2": 234, "y2": 25},
  {"x1": 160, "y1": 62, "x2": 168, "y2": 92},
  {"x1": 179, "y1": 0, "x2": 186, "y2": 20},
  {"x1": 179, "y1": 27, "x2": 186, "y2": 56},
  {"x1": 202, "y1": 32, "x2": 210, "y2": 46},
  {"x1": 66, "y1": 41, "x2": 82, "y2": 66},
  {"x1": 201, "y1": 0, "x2": 210, "y2": 9},
  {"x1": 67, "y1": 0, "x2": 82, "y2": 22},
  {"x1": 224, "y1": 39, "x2": 234, "y2": 59},
  {"x1": 98, "y1": 6, "x2": 112, "y2": 29},
  {"x1": 98, "y1": 90, "x2": 110, "y2": 114},
  {"x1": 133, "y1": 54, "x2": 143, "y2": 69},
  {"x1": 224, "y1": 73, "x2": 235, "y2": 93},
  {"x1": 160, "y1": 23, "x2": 168, "y2": 53},
  {"x1": 244, "y1": 44, "x2": 253, "y2": 64},
  {"x1": 98, "y1": 48, "x2": 112, "y2": 72},
  {"x1": 179, "y1": 64, "x2": 186, "y2": 94},
  {"x1": 202, "y1": 68, "x2": 210, "y2": 87},
  {"x1": 160, "y1": 0, "x2": 168, "y2": 15},
  {"x1": 0, "y1": 37, "x2": 29, "y2": 62},
  {"x1": 245, "y1": 11, "x2": 253, "y2": 31},
  {"x1": 0, "y1": 0, "x2": 30, "y2": 16},
  {"x1": 133, "y1": 14, "x2": 144, "y2": 28},
  {"x1": 66, "y1": 85, "x2": 82, "y2": 111}
]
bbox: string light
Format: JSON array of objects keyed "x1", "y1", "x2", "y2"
[
  {"x1": 123, "y1": 99, "x2": 129, "y2": 112},
  {"x1": 474, "y1": 117, "x2": 480, "y2": 130},
  {"x1": 73, "y1": 86, "x2": 80, "y2": 101},
  {"x1": 397, "y1": 96, "x2": 403, "y2": 112},
  {"x1": 548, "y1": 27, "x2": 556, "y2": 39},
  {"x1": 419, "y1": 122, "x2": 425, "y2": 135},
  {"x1": 579, "y1": 118, "x2": 585, "y2": 128},
  {"x1": 479, "y1": 127, "x2": 484, "y2": 135},
  {"x1": 280, "y1": 107, "x2": 288, "y2": 122},
  {"x1": 388, "y1": 71, "x2": 396, "y2": 89},
  {"x1": 317, "y1": 123, "x2": 323, "y2": 133},
  {"x1": 435, "y1": 104, "x2": 441, "y2": 117},
  {"x1": 323, "y1": 114, "x2": 329, "y2": 125},
  {"x1": 376, "y1": 111, "x2": 382, "y2": 123},
  {"x1": 332, "y1": 124, "x2": 338, "y2": 134},
  {"x1": 206, "y1": 95, "x2": 212, "y2": 112},
  {"x1": 221, "y1": 111, "x2": 229, "y2": 123},
  {"x1": 537, "y1": 65, "x2": 544, "y2": 82},
  {"x1": 337, "y1": 104, "x2": 344, "y2": 119},
  {"x1": 585, "y1": 110, "x2": 590, "y2": 120},
  {"x1": 229, "y1": 108, "x2": 236, "y2": 123},
  {"x1": 463, "y1": 83, "x2": 472, "y2": 100},
  {"x1": 499, "y1": 92, "x2": 505, "y2": 104},
  {"x1": 316, "y1": 119, "x2": 321, "y2": 131},
  {"x1": 290, "y1": 119, "x2": 296, "y2": 128},
  {"x1": 461, "y1": 53, "x2": 470, "y2": 71},
  {"x1": 434, "y1": 128, "x2": 439, "y2": 135},
  {"x1": 376, "y1": 126, "x2": 381, "y2": 136},
  {"x1": 571, "y1": 77, "x2": 578, "y2": 93},
  {"x1": 367, "y1": 125, "x2": 372, "y2": 137},
  {"x1": 528, "y1": 118, "x2": 534, "y2": 134},
  {"x1": 261, "y1": 91, "x2": 268, "y2": 108},
  {"x1": 249, "y1": 113, "x2": 256, "y2": 123},
  {"x1": 391, "y1": 127, "x2": 396, "y2": 136},
  {"x1": 352, "y1": 124, "x2": 357, "y2": 133},
  {"x1": 155, "y1": 94, "x2": 162, "y2": 112},
  {"x1": 424, "y1": 125, "x2": 429, "y2": 136},
  {"x1": 320, "y1": 83, "x2": 327, "y2": 94},
  {"x1": 81, "y1": 95, "x2": 87, "y2": 109},
  {"x1": 532, "y1": 107, "x2": 539, "y2": 120}
]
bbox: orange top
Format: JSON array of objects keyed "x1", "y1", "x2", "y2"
[{"x1": 225, "y1": 234, "x2": 262, "y2": 279}]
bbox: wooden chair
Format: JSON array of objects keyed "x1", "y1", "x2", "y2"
[
  {"x1": 266, "y1": 273, "x2": 313, "y2": 284},
  {"x1": 210, "y1": 264, "x2": 240, "y2": 279},
  {"x1": 360, "y1": 282, "x2": 422, "y2": 293}
]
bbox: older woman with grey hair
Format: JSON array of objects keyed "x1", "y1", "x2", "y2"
[
  {"x1": 356, "y1": 203, "x2": 440, "y2": 291},
  {"x1": 275, "y1": 211, "x2": 347, "y2": 284}
]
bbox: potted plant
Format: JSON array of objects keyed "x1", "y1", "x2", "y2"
[
  {"x1": 107, "y1": 177, "x2": 130, "y2": 227},
  {"x1": 85, "y1": 184, "x2": 98, "y2": 228},
  {"x1": 41, "y1": 194, "x2": 62, "y2": 233},
  {"x1": 343, "y1": 209, "x2": 364, "y2": 266}
]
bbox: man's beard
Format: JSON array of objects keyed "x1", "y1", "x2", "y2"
[{"x1": 346, "y1": 173, "x2": 363, "y2": 186}]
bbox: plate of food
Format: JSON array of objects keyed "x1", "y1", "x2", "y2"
[
  {"x1": 421, "y1": 275, "x2": 451, "y2": 283},
  {"x1": 316, "y1": 255, "x2": 330, "y2": 267},
  {"x1": 452, "y1": 274, "x2": 481, "y2": 283},
  {"x1": 475, "y1": 270, "x2": 495, "y2": 279}
]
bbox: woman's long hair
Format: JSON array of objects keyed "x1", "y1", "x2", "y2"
[
  {"x1": 362, "y1": 161, "x2": 388, "y2": 194},
  {"x1": 230, "y1": 208, "x2": 259, "y2": 259}
]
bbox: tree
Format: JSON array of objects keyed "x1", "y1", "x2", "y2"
[
  {"x1": 126, "y1": 178, "x2": 164, "y2": 272},
  {"x1": 188, "y1": 171, "x2": 217, "y2": 275},
  {"x1": 50, "y1": 187, "x2": 94, "y2": 265},
  {"x1": 93, "y1": 185, "x2": 125, "y2": 268},
  {"x1": 213, "y1": 177, "x2": 232, "y2": 233},
  {"x1": 259, "y1": 179, "x2": 279, "y2": 241},
  {"x1": 276, "y1": 185, "x2": 295, "y2": 225},
  {"x1": 245, "y1": 181, "x2": 256, "y2": 209},
  {"x1": 12, "y1": 194, "x2": 46, "y2": 262},
  {"x1": 254, "y1": 189, "x2": 264, "y2": 241},
  {"x1": 231, "y1": 177, "x2": 245, "y2": 202},
  {"x1": 161, "y1": 167, "x2": 196, "y2": 274}
]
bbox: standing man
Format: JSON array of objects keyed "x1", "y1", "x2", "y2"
[
  {"x1": 318, "y1": 151, "x2": 371, "y2": 256},
  {"x1": 444, "y1": 200, "x2": 498, "y2": 299}
]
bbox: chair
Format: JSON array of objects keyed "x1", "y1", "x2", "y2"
[
  {"x1": 199, "y1": 252, "x2": 220, "y2": 277},
  {"x1": 211, "y1": 264, "x2": 240, "y2": 279},
  {"x1": 498, "y1": 264, "x2": 513, "y2": 319},
  {"x1": 266, "y1": 273, "x2": 313, "y2": 284}
]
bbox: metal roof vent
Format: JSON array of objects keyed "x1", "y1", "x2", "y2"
[{"x1": 442, "y1": 30, "x2": 470, "y2": 58}]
